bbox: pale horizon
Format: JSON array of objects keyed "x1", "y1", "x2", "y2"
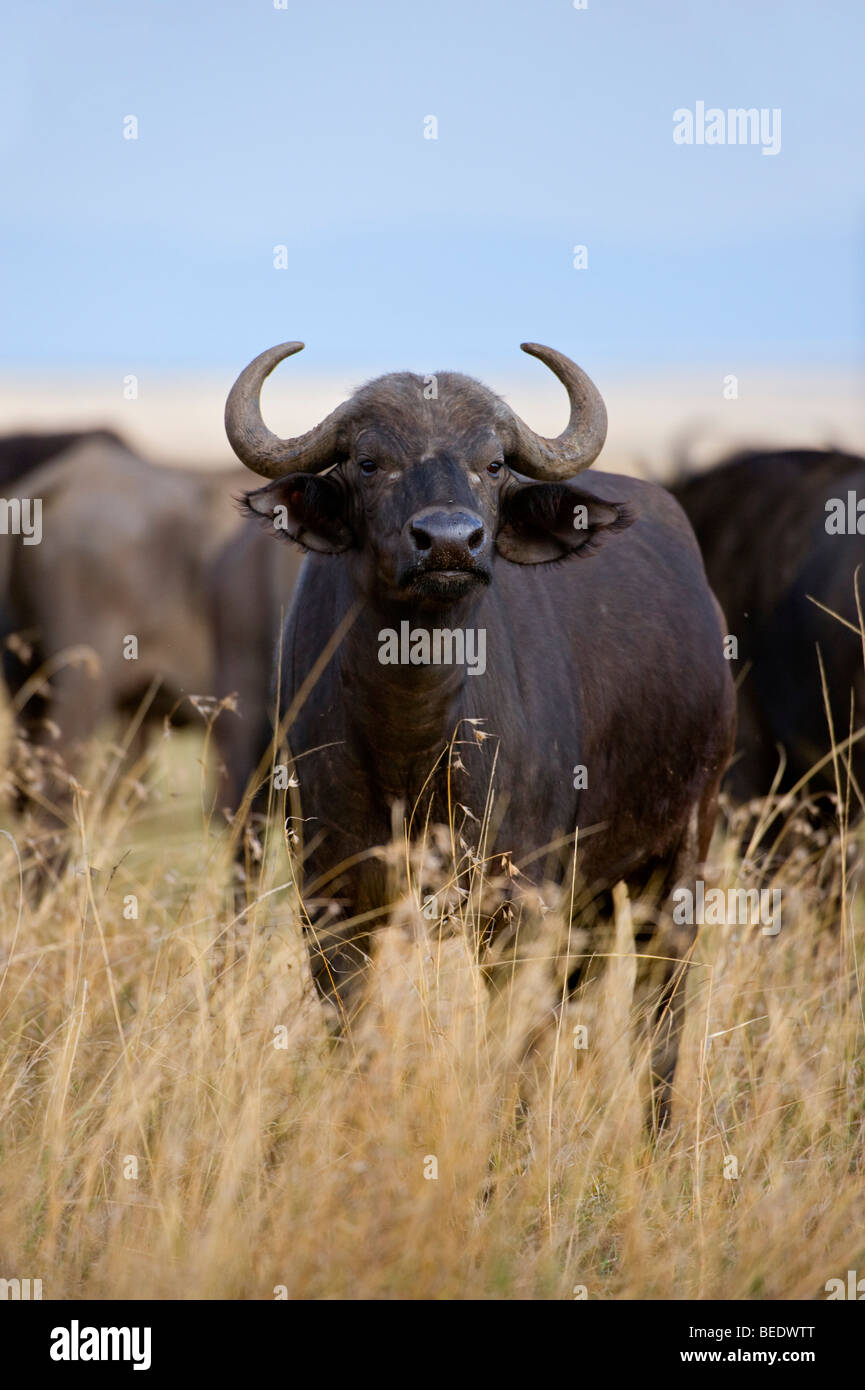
[{"x1": 2, "y1": 364, "x2": 862, "y2": 479}]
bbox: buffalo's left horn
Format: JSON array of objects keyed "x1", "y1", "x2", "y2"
[
  {"x1": 225, "y1": 341, "x2": 349, "y2": 478},
  {"x1": 498, "y1": 343, "x2": 608, "y2": 480}
]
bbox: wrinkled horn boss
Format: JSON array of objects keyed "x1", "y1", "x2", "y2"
[{"x1": 224, "y1": 341, "x2": 607, "y2": 482}]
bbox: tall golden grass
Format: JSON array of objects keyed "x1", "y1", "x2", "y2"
[{"x1": 0, "y1": 715, "x2": 863, "y2": 1301}]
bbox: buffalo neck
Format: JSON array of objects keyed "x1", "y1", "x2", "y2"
[{"x1": 339, "y1": 590, "x2": 487, "y2": 788}]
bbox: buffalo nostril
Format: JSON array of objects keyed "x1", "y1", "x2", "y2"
[
  {"x1": 410, "y1": 523, "x2": 433, "y2": 552},
  {"x1": 468, "y1": 526, "x2": 484, "y2": 552}
]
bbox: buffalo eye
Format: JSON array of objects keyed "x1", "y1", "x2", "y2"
[
  {"x1": 487, "y1": 460, "x2": 503, "y2": 476},
  {"x1": 358, "y1": 459, "x2": 378, "y2": 476}
]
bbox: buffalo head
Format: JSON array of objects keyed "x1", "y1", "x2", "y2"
[{"x1": 226, "y1": 341, "x2": 631, "y2": 607}]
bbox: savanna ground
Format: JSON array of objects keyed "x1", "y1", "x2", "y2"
[{"x1": 0, "y1": 701, "x2": 863, "y2": 1301}]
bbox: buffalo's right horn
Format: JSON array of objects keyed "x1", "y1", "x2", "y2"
[{"x1": 225, "y1": 342, "x2": 349, "y2": 478}]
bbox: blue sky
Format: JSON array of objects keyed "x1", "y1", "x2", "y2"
[{"x1": 2, "y1": 0, "x2": 864, "y2": 373}]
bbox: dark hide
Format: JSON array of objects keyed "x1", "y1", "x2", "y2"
[
  {"x1": 673, "y1": 448, "x2": 865, "y2": 805},
  {"x1": 240, "y1": 370, "x2": 736, "y2": 1120},
  {"x1": 208, "y1": 517, "x2": 304, "y2": 824}
]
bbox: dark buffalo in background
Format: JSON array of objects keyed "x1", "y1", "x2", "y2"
[
  {"x1": 0, "y1": 430, "x2": 244, "y2": 829},
  {"x1": 672, "y1": 448, "x2": 865, "y2": 808},
  {"x1": 225, "y1": 340, "x2": 737, "y2": 1121},
  {"x1": 209, "y1": 518, "x2": 303, "y2": 833},
  {"x1": 0, "y1": 431, "x2": 124, "y2": 670},
  {"x1": 0, "y1": 428, "x2": 123, "y2": 489}
]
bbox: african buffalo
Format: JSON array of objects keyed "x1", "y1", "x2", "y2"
[
  {"x1": 209, "y1": 518, "x2": 303, "y2": 833},
  {"x1": 1, "y1": 430, "x2": 122, "y2": 641},
  {"x1": 673, "y1": 448, "x2": 865, "y2": 808},
  {"x1": 2, "y1": 432, "x2": 242, "y2": 831},
  {"x1": 226, "y1": 340, "x2": 736, "y2": 1119}
]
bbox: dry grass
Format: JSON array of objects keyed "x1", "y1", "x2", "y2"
[{"x1": 0, "y1": 721, "x2": 864, "y2": 1301}]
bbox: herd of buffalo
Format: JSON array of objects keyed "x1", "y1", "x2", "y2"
[{"x1": 2, "y1": 342, "x2": 861, "y2": 1121}]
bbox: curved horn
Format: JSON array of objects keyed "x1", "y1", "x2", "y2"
[
  {"x1": 498, "y1": 343, "x2": 608, "y2": 481},
  {"x1": 224, "y1": 341, "x2": 349, "y2": 478}
]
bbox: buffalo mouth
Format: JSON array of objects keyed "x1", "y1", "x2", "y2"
[{"x1": 401, "y1": 564, "x2": 491, "y2": 601}]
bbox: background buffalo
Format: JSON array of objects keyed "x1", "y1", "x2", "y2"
[
  {"x1": 1, "y1": 431, "x2": 244, "y2": 836},
  {"x1": 209, "y1": 518, "x2": 304, "y2": 840},
  {"x1": 673, "y1": 447, "x2": 865, "y2": 812}
]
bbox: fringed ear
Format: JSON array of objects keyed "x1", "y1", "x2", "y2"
[
  {"x1": 497, "y1": 482, "x2": 634, "y2": 564},
  {"x1": 243, "y1": 474, "x2": 353, "y2": 554}
]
